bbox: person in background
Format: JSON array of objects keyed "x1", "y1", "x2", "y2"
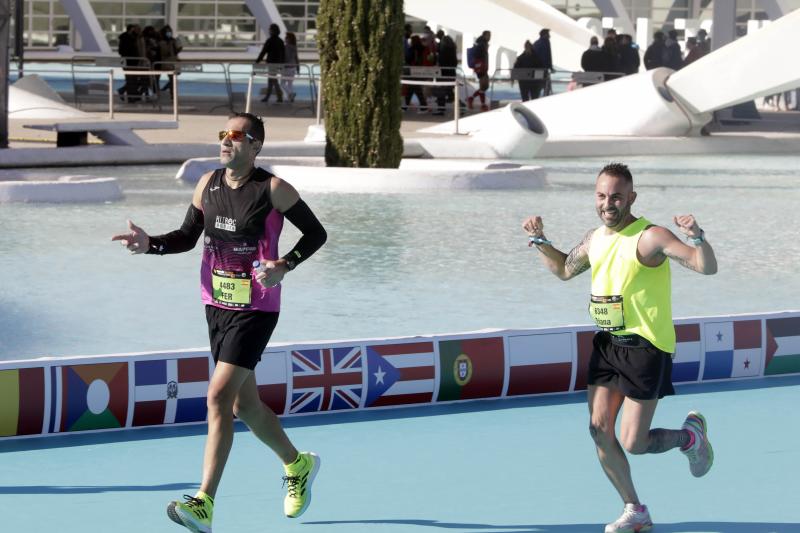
[
  {"x1": 643, "y1": 31, "x2": 665, "y2": 70},
  {"x1": 435, "y1": 30, "x2": 458, "y2": 115},
  {"x1": 682, "y1": 37, "x2": 705, "y2": 67},
  {"x1": 281, "y1": 32, "x2": 299, "y2": 103},
  {"x1": 617, "y1": 34, "x2": 640, "y2": 75},
  {"x1": 663, "y1": 30, "x2": 683, "y2": 70},
  {"x1": 514, "y1": 40, "x2": 544, "y2": 101},
  {"x1": 158, "y1": 25, "x2": 183, "y2": 98},
  {"x1": 467, "y1": 30, "x2": 491, "y2": 112},
  {"x1": 533, "y1": 28, "x2": 554, "y2": 73},
  {"x1": 256, "y1": 23, "x2": 286, "y2": 103}
]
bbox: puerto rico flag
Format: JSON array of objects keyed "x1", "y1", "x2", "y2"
[
  {"x1": 703, "y1": 320, "x2": 762, "y2": 380},
  {"x1": 255, "y1": 350, "x2": 289, "y2": 415},
  {"x1": 132, "y1": 356, "x2": 209, "y2": 426},
  {"x1": 673, "y1": 323, "x2": 702, "y2": 382},
  {"x1": 289, "y1": 346, "x2": 363, "y2": 414},
  {"x1": 364, "y1": 342, "x2": 435, "y2": 408},
  {"x1": 506, "y1": 333, "x2": 572, "y2": 396}
]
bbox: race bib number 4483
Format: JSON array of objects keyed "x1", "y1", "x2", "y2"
[
  {"x1": 589, "y1": 294, "x2": 625, "y2": 331},
  {"x1": 212, "y1": 269, "x2": 251, "y2": 308}
]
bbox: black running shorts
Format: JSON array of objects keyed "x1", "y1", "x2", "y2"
[
  {"x1": 587, "y1": 331, "x2": 675, "y2": 400},
  {"x1": 205, "y1": 305, "x2": 279, "y2": 370}
]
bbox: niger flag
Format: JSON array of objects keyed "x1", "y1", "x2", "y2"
[
  {"x1": 0, "y1": 368, "x2": 46, "y2": 437},
  {"x1": 437, "y1": 337, "x2": 505, "y2": 401}
]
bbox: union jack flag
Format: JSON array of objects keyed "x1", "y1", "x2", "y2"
[{"x1": 289, "y1": 346, "x2": 364, "y2": 413}]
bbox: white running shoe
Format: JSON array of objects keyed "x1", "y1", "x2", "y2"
[
  {"x1": 604, "y1": 503, "x2": 653, "y2": 533},
  {"x1": 681, "y1": 411, "x2": 714, "y2": 477}
]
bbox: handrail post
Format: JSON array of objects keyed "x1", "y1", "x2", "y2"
[
  {"x1": 172, "y1": 71, "x2": 179, "y2": 121},
  {"x1": 453, "y1": 81, "x2": 460, "y2": 135},
  {"x1": 108, "y1": 70, "x2": 114, "y2": 119},
  {"x1": 245, "y1": 73, "x2": 253, "y2": 113}
]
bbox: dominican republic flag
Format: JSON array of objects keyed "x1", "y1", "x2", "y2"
[
  {"x1": 702, "y1": 320, "x2": 762, "y2": 380},
  {"x1": 673, "y1": 323, "x2": 702, "y2": 382},
  {"x1": 506, "y1": 333, "x2": 572, "y2": 395},
  {"x1": 255, "y1": 350, "x2": 289, "y2": 415},
  {"x1": 132, "y1": 357, "x2": 209, "y2": 426},
  {"x1": 765, "y1": 316, "x2": 800, "y2": 375},
  {"x1": 364, "y1": 342, "x2": 435, "y2": 408},
  {"x1": 289, "y1": 346, "x2": 363, "y2": 414}
]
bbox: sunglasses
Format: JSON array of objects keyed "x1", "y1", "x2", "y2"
[{"x1": 218, "y1": 130, "x2": 256, "y2": 142}]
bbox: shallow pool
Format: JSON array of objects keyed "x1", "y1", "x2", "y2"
[{"x1": 1, "y1": 154, "x2": 798, "y2": 360}]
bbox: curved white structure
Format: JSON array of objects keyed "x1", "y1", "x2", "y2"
[
  {"x1": 470, "y1": 102, "x2": 548, "y2": 158},
  {"x1": 405, "y1": 0, "x2": 596, "y2": 72},
  {"x1": 9, "y1": 84, "x2": 90, "y2": 120},
  {"x1": 667, "y1": 8, "x2": 800, "y2": 115},
  {"x1": 0, "y1": 176, "x2": 123, "y2": 203},
  {"x1": 425, "y1": 68, "x2": 710, "y2": 138},
  {"x1": 176, "y1": 157, "x2": 547, "y2": 192}
]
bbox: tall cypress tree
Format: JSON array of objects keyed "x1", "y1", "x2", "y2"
[{"x1": 317, "y1": 0, "x2": 404, "y2": 168}]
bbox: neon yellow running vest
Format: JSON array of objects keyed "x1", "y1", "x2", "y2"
[{"x1": 588, "y1": 217, "x2": 676, "y2": 353}]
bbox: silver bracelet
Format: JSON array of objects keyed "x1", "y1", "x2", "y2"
[{"x1": 528, "y1": 236, "x2": 552, "y2": 246}]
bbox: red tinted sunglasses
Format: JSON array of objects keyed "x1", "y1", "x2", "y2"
[{"x1": 218, "y1": 130, "x2": 256, "y2": 142}]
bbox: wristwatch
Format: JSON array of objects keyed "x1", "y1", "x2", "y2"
[
  {"x1": 284, "y1": 257, "x2": 297, "y2": 271},
  {"x1": 688, "y1": 229, "x2": 705, "y2": 246}
]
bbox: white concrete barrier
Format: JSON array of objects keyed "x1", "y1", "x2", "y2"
[
  {"x1": 0, "y1": 176, "x2": 123, "y2": 203},
  {"x1": 176, "y1": 157, "x2": 547, "y2": 192}
]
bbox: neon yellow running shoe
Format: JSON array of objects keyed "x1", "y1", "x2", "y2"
[
  {"x1": 283, "y1": 451, "x2": 320, "y2": 518},
  {"x1": 167, "y1": 492, "x2": 214, "y2": 533}
]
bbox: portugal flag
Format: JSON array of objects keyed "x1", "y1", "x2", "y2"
[{"x1": 437, "y1": 337, "x2": 504, "y2": 401}]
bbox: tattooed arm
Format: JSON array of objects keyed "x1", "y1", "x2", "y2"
[
  {"x1": 639, "y1": 216, "x2": 717, "y2": 275},
  {"x1": 522, "y1": 216, "x2": 593, "y2": 281}
]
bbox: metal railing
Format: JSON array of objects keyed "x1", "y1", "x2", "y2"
[{"x1": 241, "y1": 62, "x2": 318, "y2": 115}]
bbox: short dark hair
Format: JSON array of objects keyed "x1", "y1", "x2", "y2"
[
  {"x1": 598, "y1": 162, "x2": 633, "y2": 183},
  {"x1": 230, "y1": 112, "x2": 265, "y2": 143}
]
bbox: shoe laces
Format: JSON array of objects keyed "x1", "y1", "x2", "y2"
[
  {"x1": 282, "y1": 475, "x2": 300, "y2": 498},
  {"x1": 182, "y1": 495, "x2": 206, "y2": 507}
]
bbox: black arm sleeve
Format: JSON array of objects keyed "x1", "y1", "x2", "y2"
[
  {"x1": 146, "y1": 204, "x2": 205, "y2": 255},
  {"x1": 281, "y1": 200, "x2": 327, "y2": 268}
]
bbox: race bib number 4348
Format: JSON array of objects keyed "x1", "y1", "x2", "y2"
[{"x1": 589, "y1": 294, "x2": 625, "y2": 331}]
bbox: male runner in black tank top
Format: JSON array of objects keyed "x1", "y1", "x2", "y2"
[{"x1": 113, "y1": 113, "x2": 327, "y2": 533}]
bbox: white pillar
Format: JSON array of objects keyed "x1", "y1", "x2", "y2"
[
  {"x1": 245, "y1": 0, "x2": 286, "y2": 37},
  {"x1": 711, "y1": 0, "x2": 737, "y2": 51},
  {"x1": 60, "y1": 0, "x2": 111, "y2": 53}
]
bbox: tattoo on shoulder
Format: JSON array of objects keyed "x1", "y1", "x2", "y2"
[{"x1": 565, "y1": 230, "x2": 593, "y2": 278}]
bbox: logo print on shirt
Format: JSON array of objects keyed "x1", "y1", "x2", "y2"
[
  {"x1": 215, "y1": 215, "x2": 236, "y2": 232},
  {"x1": 210, "y1": 186, "x2": 221, "y2": 192}
]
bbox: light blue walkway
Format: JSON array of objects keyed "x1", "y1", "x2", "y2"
[{"x1": 2, "y1": 376, "x2": 799, "y2": 533}]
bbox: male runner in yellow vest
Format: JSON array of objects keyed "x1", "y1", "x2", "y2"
[{"x1": 522, "y1": 163, "x2": 717, "y2": 533}]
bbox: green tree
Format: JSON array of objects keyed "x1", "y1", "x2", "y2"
[{"x1": 317, "y1": 0, "x2": 404, "y2": 168}]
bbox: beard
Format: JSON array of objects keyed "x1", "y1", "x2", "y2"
[{"x1": 597, "y1": 205, "x2": 629, "y2": 228}]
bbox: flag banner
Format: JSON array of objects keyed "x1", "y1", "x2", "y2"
[
  {"x1": 673, "y1": 323, "x2": 702, "y2": 382},
  {"x1": 765, "y1": 316, "x2": 800, "y2": 375},
  {"x1": 506, "y1": 333, "x2": 572, "y2": 396},
  {"x1": 703, "y1": 320, "x2": 762, "y2": 380},
  {"x1": 0, "y1": 368, "x2": 47, "y2": 437},
  {"x1": 57, "y1": 362, "x2": 128, "y2": 432},
  {"x1": 289, "y1": 346, "x2": 363, "y2": 413},
  {"x1": 437, "y1": 337, "x2": 504, "y2": 401},
  {"x1": 132, "y1": 356, "x2": 209, "y2": 426},
  {"x1": 574, "y1": 330, "x2": 596, "y2": 391},
  {"x1": 364, "y1": 341, "x2": 435, "y2": 408},
  {"x1": 255, "y1": 350, "x2": 289, "y2": 415}
]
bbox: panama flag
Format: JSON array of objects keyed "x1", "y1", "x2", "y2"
[
  {"x1": 255, "y1": 350, "x2": 289, "y2": 415},
  {"x1": 54, "y1": 362, "x2": 128, "y2": 432},
  {"x1": 703, "y1": 320, "x2": 762, "y2": 380},
  {"x1": 673, "y1": 323, "x2": 702, "y2": 382},
  {"x1": 0, "y1": 367, "x2": 47, "y2": 437},
  {"x1": 506, "y1": 333, "x2": 572, "y2": 396},
  {"x1": 765, "y1": 316, "x2": 800, "y2": 375},
  {"x1": 289, "y1": 346, "x2": 363, "y2": 414},
  {"x1": 437, "y1": 337, "x2": 505, "y2": 401},
  {"x1": 132, "y1": 357, "x2": 209, "y2": 426},
  {"x1": 364, "y1": 341, "x2": 435, "y2": 408}
]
